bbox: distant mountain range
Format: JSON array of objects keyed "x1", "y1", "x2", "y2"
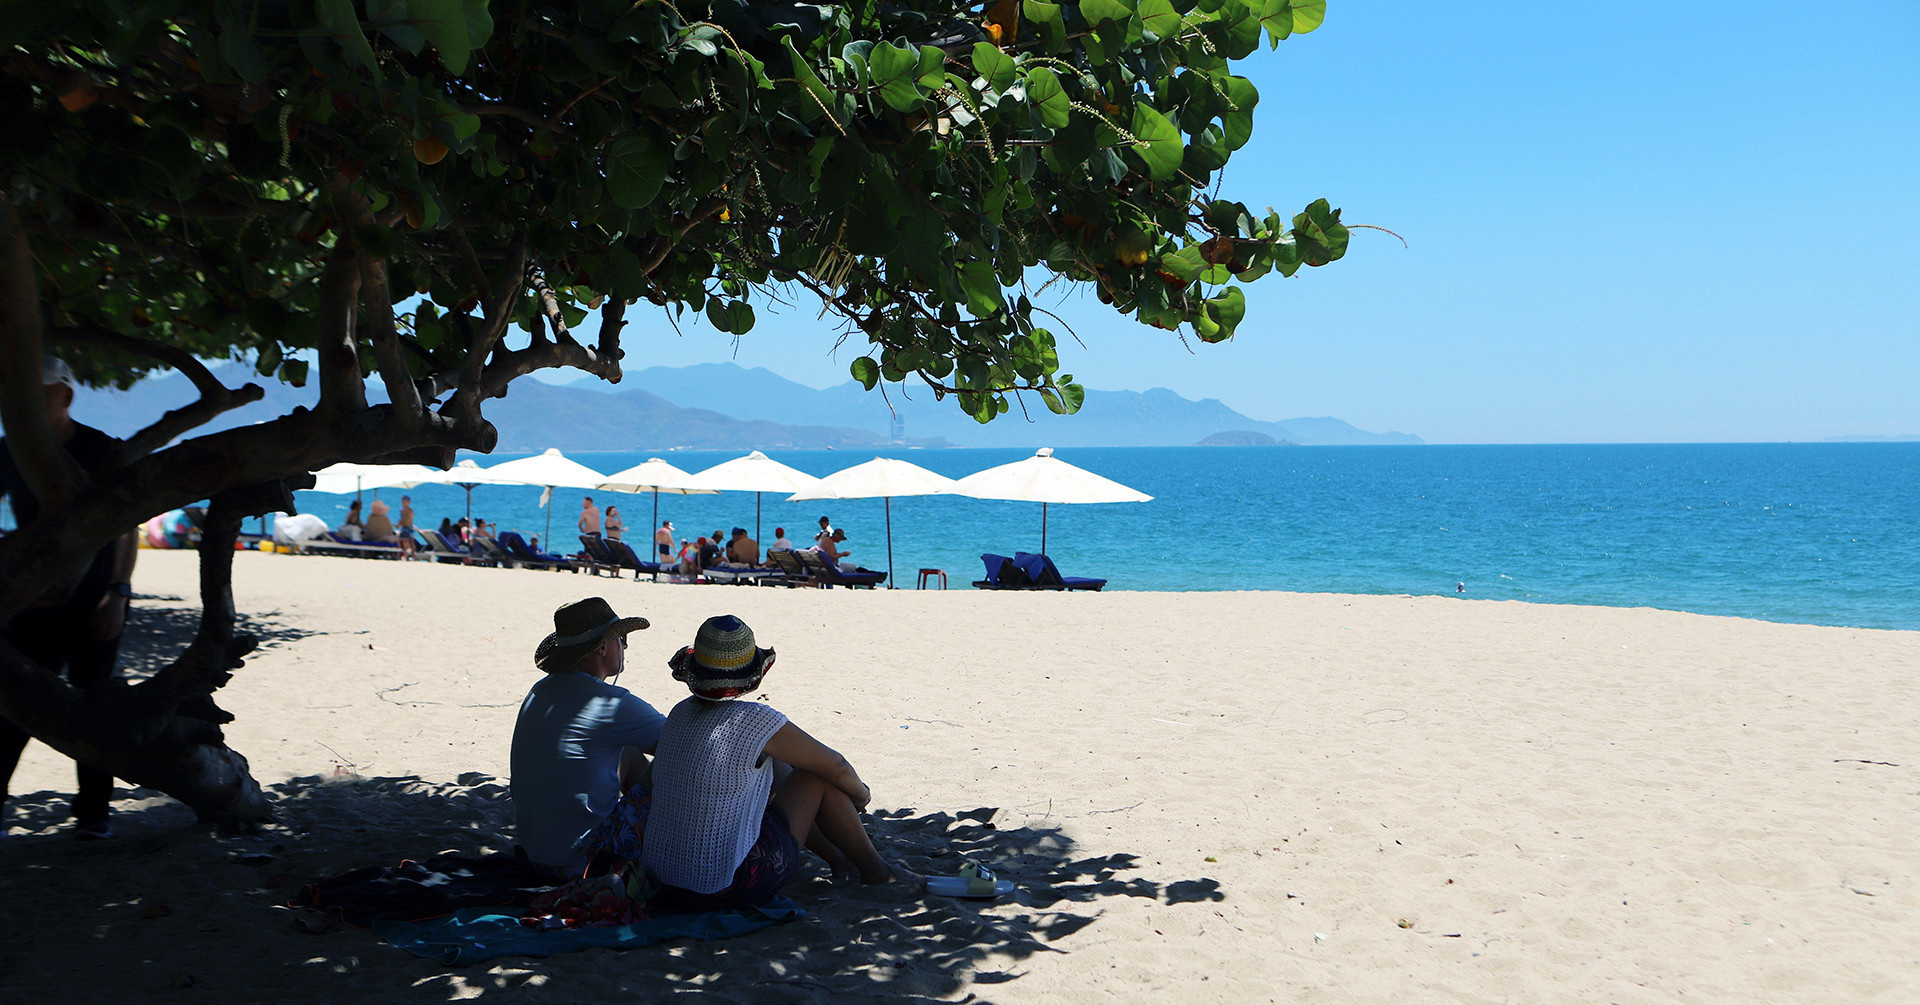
[
  {"x1": 614, "y1": 363, "x2": 1421, "y2": 447},
  {"x1": 58, "y1": 362, "x2": 1421, "y2": 451}
]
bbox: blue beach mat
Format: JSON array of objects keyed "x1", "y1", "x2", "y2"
[{"x1": 374, "y1": 897, "x2": 805, "y2": 965}]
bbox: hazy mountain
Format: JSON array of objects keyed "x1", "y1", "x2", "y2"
[
  {"x1": 56, "y1": 365, "x2": 942, "y2": 452},
  {"x1": 49, "y1": 362, "x2": 1419, "y2": 452},
  {"x1": 618, "y1": 364, "x2": 1423, "y2": 447}
]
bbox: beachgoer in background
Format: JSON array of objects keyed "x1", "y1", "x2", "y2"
[
  {"x1": 604, "y1": 506, "x2": 624, "y2": 541},
  {"x1": 728, "y1": 528, "x2": 759, "y2": 566},
  {"x1": 439, "y1": 517, "x2": 455, "y2": 537},
  {"x1": 1456, "y1": 582, "x2": 1466, "y2": 594},
  {"x1": 769, "y1": 528, "x2": 794, "y2": 552},
  {"x1": 579, "y1": 497, "x2": 602, "y2": 538},
  {"x1": 0, "y1": 356, "x2": 138, "y2": 840},
  {"x1": 363, "y1": 499, "x2": 414, "y2": 558},
  {"x1": 814, "y1": 515, "x2": 833, "y2": 550},
  {"x1": 656, "y1": 521, "x2": 674, "y2": 562},
  {"x1": 397, "y1": 496, "x2": 416, "y2": 536},
  {"x1": 340, "y1": 499, "x2": 365, "y2": 541},
  {"x1": 698, "y1": 533, "x2": 722, "y2": 570},
  {"x1": 815, "y1": 528, "x2": 853, "y2": 571},
  {"x1": 644, "y1": 616, "x2": 919, "y2": 910},
  {"x1": 510, "y1": 598, "x2": 663, "y2": 875}
]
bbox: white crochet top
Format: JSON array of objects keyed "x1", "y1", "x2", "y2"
[{"x1": 643, "y1": 697, "x2": 790, "y2": 894}]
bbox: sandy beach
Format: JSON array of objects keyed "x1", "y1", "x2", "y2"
[{"x1": 2, "y1": 548, "x2": 1915, "y2": 1002}]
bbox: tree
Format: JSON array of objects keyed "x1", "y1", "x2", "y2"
[{"x1": 0, "y1": 0, "x2": 1348, "y2": 826}]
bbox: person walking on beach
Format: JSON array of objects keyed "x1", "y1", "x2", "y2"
[
  {"x1": 643, "y1": 615, "x2": 920, "y2": 910},
  {"x1": 655, "y1": 520, "x2": 675, "y2": 562},
  {"x1": 0, "y1": 356, "x2": 138, "y2": 840},
  {"x1": 510, "y1": 598, "x2": 664, "y2": 875},
  {"x1": 579, "y1": 497, "x2": 602, "y2": 538}
]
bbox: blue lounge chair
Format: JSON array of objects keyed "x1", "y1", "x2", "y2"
[
  {"x1": 604, "y1": 538, "x2": 667, "y2": 581},
  {"x1": 578, "y1": 535, "x2": 622, "y2": 576},
  {"x1": 499, "y1": 531, "x2": 576, "y2": 572},
  {"x1": 1012, "y1": 552, "x2": 1106, "y2": 591},
  {"x1": 796, "y1": 549, "x2": 887, "y2": 588},
  {"x1": 422, "y1": 530, "x2": 476, "y2": 564},
  {"x1": 972, "y1": 553, "x2": 1036, "y2": 589}
]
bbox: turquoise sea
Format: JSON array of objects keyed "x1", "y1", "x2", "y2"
[{"x1": 284, "y1": 443, "x2": 1920, "y2": 632}]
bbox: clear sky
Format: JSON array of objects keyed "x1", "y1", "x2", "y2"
[{"x1": 550, "y1": 2, "x2": 1920, "y2": 444}]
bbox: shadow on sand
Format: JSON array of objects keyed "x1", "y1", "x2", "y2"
[
  {"x1": 0, "y1": 773, "x2": 1219, "y2": 1002},
  {"x1": 114, "y1": 595, "x2": 320, "y2": 681}
]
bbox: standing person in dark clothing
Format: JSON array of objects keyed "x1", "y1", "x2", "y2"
[{"x1": 0, "y1": 356, "x2": 138, "y2": 840}]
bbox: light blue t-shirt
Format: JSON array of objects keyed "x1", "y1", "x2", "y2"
[{"x1": 510, "y1": 670, "x2": 666, "y2": 872}]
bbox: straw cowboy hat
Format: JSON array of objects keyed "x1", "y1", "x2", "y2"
[
  {"x1": 534, "y1": 597, "x2": 649, "y2": 673},
  {"x1": 668, "y1": 615, "x2": 774, "y2": 699}
]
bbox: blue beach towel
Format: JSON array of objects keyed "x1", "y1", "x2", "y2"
[{"x1": 374, "y1": 897, "x2": 806, "y2": 965}]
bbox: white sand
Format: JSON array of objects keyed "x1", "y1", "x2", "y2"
[{"x1": 3, "y1": 549, "x2": 1915, "y2": 1002}]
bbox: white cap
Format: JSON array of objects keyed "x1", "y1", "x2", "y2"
[{"x1": 42, "y1": 355, "x2": 77, "y2": 388}]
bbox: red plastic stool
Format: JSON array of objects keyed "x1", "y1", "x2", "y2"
[{"x1": 916, "y1": 568, "x2": 947, "y2": 590}]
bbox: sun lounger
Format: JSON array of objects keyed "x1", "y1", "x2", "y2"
[
  {"x1": 578, "y1": 535, "x2": 622, "y2": 577},
  {"x1": 423, "y1": 529, "x2": 478, "y2": 564},
  {"x1": 1012, "y1": 552, "x2": 1107, "y2": 591},
  {"x1": 765, "y1": 548, "x2": 815, "y2": 586},
  {"x1": 700, "y1": 563, "x2": 783, "y2": 585},
  {"x1": 795, "y1": 549, "x2": 887, "y2": 588},
  {"x1": 498, "y1": 531, "x2": 576, "y2": 572},
  {"x1": 602, "y1": 538, "x2": 667, "y2": 581},
  {"x1": 305, "y1": 532, "x2": 405, "y2": 559},
  {"x1": 469, "y1": 536, "x2": 517, "y2": 567},
  {"x1": 972, "y1": 553, "x2": 1034, "y2": 589}
]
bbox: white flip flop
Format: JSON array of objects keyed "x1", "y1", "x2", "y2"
[{"x1": 925, "y1": 861, "x2": 1013, "y2": 898}]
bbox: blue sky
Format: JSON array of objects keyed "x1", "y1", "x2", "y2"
[{"x1": 546, "y1": 2, "x2": 1919, "y2": 444}]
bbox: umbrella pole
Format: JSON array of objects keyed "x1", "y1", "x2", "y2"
[
  {"x1": 652, "y1": 489, "x2": 659, "y2": 539},
  {"x1": 544, "y1": 488, "x2": 552, "y2": 548},
  {"x1": 1041, "y1": 501, "x2": 1048, "y2": 555},
  {"x1": 755, "y1": 492, "x2": 762, "y2": 543},
  {"x1": 885, "y1": 496, "x2": 894, "y2": 588}
]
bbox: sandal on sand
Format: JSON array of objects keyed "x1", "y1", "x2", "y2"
[{"x1": 925, "y1": 861, "x2": 1013, "y2": 899}]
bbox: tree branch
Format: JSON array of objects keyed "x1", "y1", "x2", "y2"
[
  {"x1": 45, "y1": 328, "x2": 268, "y2": 462},
  {"x1": 0, "y1": 194, "x2": 77, "y2": 513},
  {"x1": 314, "y1": 238, "x2": 366, "y2": 416}
]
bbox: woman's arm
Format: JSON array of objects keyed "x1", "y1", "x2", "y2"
[{"x1": 762, "y1": 722, "x2": 869, "y2": 809}]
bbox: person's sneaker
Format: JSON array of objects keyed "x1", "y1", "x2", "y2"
[{"x1": 74, "y1": 818, "x2": 113, "y2": 841}]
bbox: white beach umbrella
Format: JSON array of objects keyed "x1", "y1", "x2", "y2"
[
  {"x1": 685, "y1": 450, "x2": 822, "y2": 542},
  {"x1": 596, "y1": 457, "x2": 718, "y2": 537},
  {"x1": 950, "y1": 447, "x2": 1152, "y2": 554},
  {"x1": 788, "y1": 458, "x2": 958, "y2": 586},
  {"x1": 307, "y1": 461, "x2": 443, "y2": 499},
  {"x1": 457, "y1": 448, "x2": 608, "y2": 544}
]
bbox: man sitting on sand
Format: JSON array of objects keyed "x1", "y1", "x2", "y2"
[{"x1": 510, "y1": 598, "x2": 664, "y2": 875}]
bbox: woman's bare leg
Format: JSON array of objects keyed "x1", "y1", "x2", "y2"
[{"x1": 771, "y1": 769, "x2": 919, "y2": 886}]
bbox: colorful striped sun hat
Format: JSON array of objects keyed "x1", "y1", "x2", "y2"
[{"x1": 668, "y1": 614, "x2": 774, "y2": 699}]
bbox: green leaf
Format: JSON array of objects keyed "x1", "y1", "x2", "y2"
[
  {"x1": 604, "y1": 134, "x2": 671, "y2": 209},
  {"x1": 727, "y1": 300, "x2": 756, "y2": 333},
  {"x1": 216, "y1": 25, "x2": 270, "y2": 83},
  {"x1": 369, "y1": 0, "x2": 425, "y2": 54},
  {"x1": 1023, "y1": 0, "x2": 1063, "y2": 24},
  {"x1": 1055, "y1": 381, "x2": 1086, "y2": 413},
  {"x1": 784, "y1": 37, "x2": 835, "y2": 123},
  {"x1": 1025, "y1": 68, "x2": 1070, "y2": 128},
  {"x1": 279, "y1": 359, "x2": 310, "y2": 388},
  {"x1": 1221, "y1": 75, "x2": 1259, "y2": 150},
  {"x1": 1258, "y1": 0, "x2": 1292, "y2": 45},
  {"x1": 958, "y1": 260, "x2": 1005, "y2": 318},
  {"x1": 868, "y1": 42, "x2": 925, "y2": 112},
  {"x1": 463, "y1": 0, "x2": 495, "y2": 49},
  {"x1": 605, "y1": 246, "x2": 648, "y2": 301},
  {"x1": 971, "y1": 42, "x2": 1017, "y2": 93},
  {"x1": 1128, "y1": 105, "x2": 1183, "y2": 181},
  {"x1": 1206, "y1": 285, "x2": 1246, "y2": 331},
  {"x1": 1292, "y1": 0, "x2": 1326, "y2": 32},
  {"x1": 254, "y1": 339, "x2": 282, "y2": 376},
  {"x1": 1080, "y1": 0, "x2": 1135, "y2": 27},
  {"x1": 850, "y1": 356, "x2": 880, "y2": 389},
  {"x1": 1138, "y1": 0, "x2": 1181, "y2": 39},
  {"x1": 410, "y1": 0, "x2": 472, "y2": 74},
  {"x1": 705, "y1": 297, "x2": 732, "y2": 333},
  {"x1": 916, "y1": 45, "x2": 948, "y2": 91}
]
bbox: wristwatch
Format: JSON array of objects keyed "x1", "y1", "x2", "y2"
[{"x1": 111, "y1": 582, "x2": 132, "y2": 598}]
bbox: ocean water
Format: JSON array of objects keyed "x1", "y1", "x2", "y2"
[{"x1": 278, "y1": 443, "x2": 1920, "y2": 631}]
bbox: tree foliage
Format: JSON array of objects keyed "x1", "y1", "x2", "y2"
[{"x1": 0, "y1": 0, "x2": 1345, "y2": 824}]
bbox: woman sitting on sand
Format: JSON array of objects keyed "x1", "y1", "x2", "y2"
[{"x1": 643, "y1": 616, "x2": 918, "y2": 910}]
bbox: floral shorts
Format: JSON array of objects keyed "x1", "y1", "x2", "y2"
[{"x1": 661, "y1": 804, "x2": 799, "y2": 912}]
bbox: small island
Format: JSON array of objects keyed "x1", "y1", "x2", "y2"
[{"x1": 1195, "y1": 430, "x2": 1293, "y2": 447}]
